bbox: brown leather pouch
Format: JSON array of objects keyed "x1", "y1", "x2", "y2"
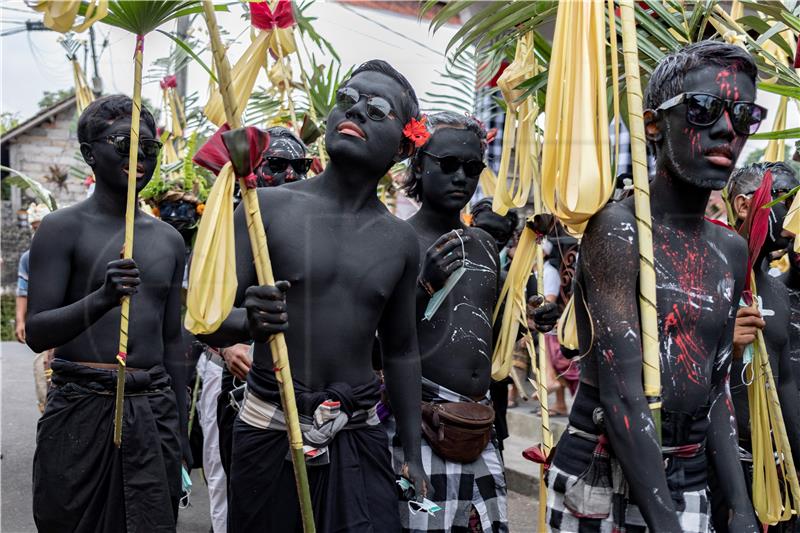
[{"x1": 421, "y1": 401, "x2": 495, "y2": 463}]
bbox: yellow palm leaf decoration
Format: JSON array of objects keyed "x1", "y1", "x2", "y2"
[
  {"x1": 33, "y1": 0, "x2": 107, "y2": 33},
  {"x1": 184, "y1": 163, "x2": 236, "y2": 334},
  {"x1": 491, "y1": 32, "x2": 537, "y2": 216},
  {"x1": 204, "y1": 0, "x2": 297, "y2": 127},
  {"x1": 540, "y1": 0, "x2": 616, "y2": 234},
  {"x1": 199, "y1": 2, "x2": 315, "y2": 530},
  {"x1": 72, "y1": 60, "x2": 95, "y2": 114},
  {"x1": 764, "y1": 97, "x2": 788, "y2": 163},
  {"x1": 618, "y1": 0, "x2": 661, "y2": 435}
]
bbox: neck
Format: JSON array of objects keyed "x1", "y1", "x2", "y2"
[
  {"x1": 648, "y1": 167, "x2": 712, "y2": 227},
  {"x1": 315, "y1": 159, "x2": 383, "y2": 210},
  {"x1": 89, "y1": 181, "x2": 136, "y2": 217},
  {"x1": 412, "y1": 202, "x2": 464, "y2": 234}
]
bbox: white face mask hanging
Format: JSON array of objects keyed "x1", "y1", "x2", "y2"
[{"x1": 423, "y1": 230, "x2": 467, "y2": 321}]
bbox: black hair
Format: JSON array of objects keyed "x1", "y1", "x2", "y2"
[
  {"x1": 402, "y1": 111, "x2": 488, "y2": 202},
  {"x1": 266, "y1": 125, "x2": 307, "y2": 154},
  {"x1": 644, "y1": 41, "x2": 757, "y2": 111},
  {"x1": 727, "y1": 161, "x2": 798, "y2": 202},
  {"x1": 346, "y1": 59, "x2": 419, "y2": 124},
  {"x1": 77, "y1": 94, "x2": 157, "y2": 144}
]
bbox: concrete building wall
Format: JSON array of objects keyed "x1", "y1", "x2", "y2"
[
  {"x1": 7, "y1": 107, "x2": 90, "y2": 210},
  {"x1": 1, "y1": 201, "x2": 32, "y2": 290}
]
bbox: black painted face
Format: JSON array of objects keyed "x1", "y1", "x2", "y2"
[
  {"x1": 473, "y1": 210, "x2": 514, "y2": 249},
  {"x1": 764, "y1": 170, "x2": 799, "y2": 254},
  {"x1": 417, "y1": 127, "x2": 483, "y2": 213},
  {"x1": 82, "y1": 117, "x2": 158, "y2": 194},
  {"x1": 325, "y1": 71, "x2": 406, "y2": 175},
  {"x1": 657, "y1": 65, "x2": 756, "y2": 190},
  {"x1": 255, "y1": 135, "x2": 307, "y2": 187},
  {"x1": 158, "y1": 199, "x2": 198, "y2": 234}
]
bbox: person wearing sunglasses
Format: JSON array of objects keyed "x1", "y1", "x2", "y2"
[
  {"x1": 545, "y1": 42, "x2": 761, "y2": 533},
  {"x1": 200, "y1": 60, "x2": 429, "y2": 532},
  {"x1": 26, "y1": 95, "x2": 189, "y2": 532},
  {"x1": 254, "y1": 126, "x2": 312, "y2": 187},
  {"x1": 389, "y1": 111, "x2": 507, "y2": 532},
  {"x1": 713, "y1": 162, "x2": 800, "y2": 532}
]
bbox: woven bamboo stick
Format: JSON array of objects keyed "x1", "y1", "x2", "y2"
[
  {"x1": 113, "y1": 33, "x2": 145, "y2": 448},
  {"x1": 201, "y1": 3, "x2": 315, "y2": 531},
  {"x1": 618, "y1": 0, "x2": 662, "y2": 440}
]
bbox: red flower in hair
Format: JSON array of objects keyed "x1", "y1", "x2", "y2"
[
  {"x1": 402, "y1": 116, "x2": 430, "y2": 148},
  {"x1": 486, "y1": 128, "x2": 498, "y2": 144}
]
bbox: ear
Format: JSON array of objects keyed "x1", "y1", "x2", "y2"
[
  {"x1": 733, "y1": 194, "x2": 751, "y2": 222},
  {"x1": 79, "y1": 142, "x2": 96, "y2": 166},
  {"x1": 643, "y1": 109, "x2": 663, "y2": 143}
]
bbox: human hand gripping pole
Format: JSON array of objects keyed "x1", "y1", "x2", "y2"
[{"x1": 201, "y1": 2, "x2": 315, "y2": 531}]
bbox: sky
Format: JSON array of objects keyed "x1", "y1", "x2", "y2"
[
  {"x1": 0, "y1": 1, "x2": 460, "y2": 120},
  {"x1": 1, "y1": 1, "x2": 796, "y2": 162}
]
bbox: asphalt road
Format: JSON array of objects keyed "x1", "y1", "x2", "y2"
[{"x1": 0, "y1": 341, "x2": 537, "y2": 532}]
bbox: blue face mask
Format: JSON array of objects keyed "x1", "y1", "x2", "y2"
[{"x1": 423, "y1": 231, "x2": 467, "y2": 321}]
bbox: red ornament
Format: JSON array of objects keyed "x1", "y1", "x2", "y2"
[
  {"x1": 486, "y1": 127, "x2": 498, "y2": 144},
  {"x1": 741, "y1": 169, "x2": 773, "y2": 293},
  {"x1": 794, "y1": 42, "x2": 800, "y2": 68},
  {"x1": 250, "y1": 0, "x2": 295, "y2": 31},
  {"x1": 160, "y1": 75, "x2": 177, "y2": 90},
  {"x1": 402, "y1": 116, "x2": 430, "y2": 148}
]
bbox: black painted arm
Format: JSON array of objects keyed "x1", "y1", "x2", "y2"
[
  {"x1": 706, "y1": 303, "x2": 758, "y2": 531},
  {"x1": 26, "y1": 214, "x2": 115, "y2": 352},
  {"x1": 582, "y1": 210, "x2": 682, "y2": 531}
]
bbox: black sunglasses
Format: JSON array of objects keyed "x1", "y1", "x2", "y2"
[
  {"x1": 656, "y1": 92, "x2": 767, "y2": 136},
  {"x1": 89, "y1": 134, "x2": 163, "y2": 158},
  {"x1": 336, "y1": 87, "x2": 395, "y2": 121},
  {"x1": 263, "y1": 156, "x2": 313, "y2": 175},
  {"x1": 422, "y1": 150, "x2": 486, "y2": 178}
]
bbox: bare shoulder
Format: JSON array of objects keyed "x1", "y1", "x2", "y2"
[
  {"x1": 704, "y1": 220, "x2": 747, "y2": 277},
  {"x1": 382, "y1": 211, "x2": 419, "y2": 257},
  {"x1": 142, "y1": 213, "x2": 184, "y2": 249},
  {"x1": 31, "y1": 201, "x2": 86, "y2": 245},
  {"x1": 581, "y1": 201, "x2": 639, "y2": 266},
  {"x1": 465, "y1": 226, "x2": 497, "y2": 250}
]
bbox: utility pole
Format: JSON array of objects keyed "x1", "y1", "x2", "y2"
[
  {"x1": 89, "y1": 26, "x2": 102, "y2": 95},
  {"x1": 175, "y1": 16, "x2": 190, "y2": 104}
]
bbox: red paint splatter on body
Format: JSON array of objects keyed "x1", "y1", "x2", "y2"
[
  {"x1": 603, "y1": 349, "x2": 614, "y2": 365},
  {"x1": 624, "y1": 415, "x2": 630, "y2": 432}
]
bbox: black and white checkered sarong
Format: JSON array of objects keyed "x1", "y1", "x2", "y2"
[
  {"x1": 384, "y1": 378, "x2": 508, "y2": 532},
  {"x1": 546, "y1": 463, "x2": 711, "y2": 533}
]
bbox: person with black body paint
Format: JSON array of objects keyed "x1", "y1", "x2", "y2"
[
  {"x1": 201, "y1": 60, "x2": 428, "y2": 532},
  {"x1": 26, "y1": 95, "x2": 188, "y2": 532},
  {"x1": 710, "y1": 162, "x2": 800, "y2": 532},
  {"x1": 201, "y1": 127, "x2": 311, "y2": 532},
  {"x1": 545, "y1": 42, "x2": 764, "y2": 532},
  {"x1": 388, "y1": 112, "x2": 507, "y2": 531}
]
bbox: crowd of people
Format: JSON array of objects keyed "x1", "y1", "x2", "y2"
[{"x1": 15, "y1": 40, "x2": 800, "y2": 533}]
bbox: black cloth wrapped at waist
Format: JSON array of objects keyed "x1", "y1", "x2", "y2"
[
  {"x1": 34, "y1": 359, "x2": 181, "y2": 533},
  {"x1": 50, "y1": 358, "x2": 172, "y2": 393},
  {"x1": 247, "y1": 362, "x2": 382, "y2": 418}
]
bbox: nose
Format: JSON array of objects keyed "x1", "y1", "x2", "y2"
[
  {"x1": 709, "y1": 108, "x2": 735, "y2": 141},
  {"x1": 452, "y1": 166, "x2": 467, "y2": 185},
  {"x1": 345, "y1": 96, "x2": 368, "y2": 123}
]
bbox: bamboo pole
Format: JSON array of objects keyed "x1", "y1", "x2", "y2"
[
  {"x1": 201, "y1": 3, "x2": 315, "y2": 531},
  {"x1": 113, "y1": 33, "x2": 145, "y2": 448},
  {"x1": 618, "y1": 0, "x2": 661, "y2": 441}
]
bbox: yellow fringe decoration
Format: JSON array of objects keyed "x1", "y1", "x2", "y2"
[
  {"x1": 557, "y1": 294, "x2": 579, "y2": 351},
  {"x1": 33, "y1": 0, "x2": 107, "y2": 33},
  {"x1": 540, "y1": 0, "x2": 616, "y2": 234},
  {"x1": 492, "y1": 32, "x2": 537, "y2": 216},
  {"x1": 72, "y1": 59, "x2": 95, "y2": 114},
  {"x1": 479, "y1": 167, "x2": 497, "y2": 198},
  {"x1": 184, "y1": 163, "x2": 237, "y2": 334}
]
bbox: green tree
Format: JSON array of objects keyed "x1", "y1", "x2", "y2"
[
  {"x1": 0, "y1": 112, "x2": 20, "y2": 134},
  {"x1": 37, "y1": 89, "x2": 76, "y2": 110}
]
